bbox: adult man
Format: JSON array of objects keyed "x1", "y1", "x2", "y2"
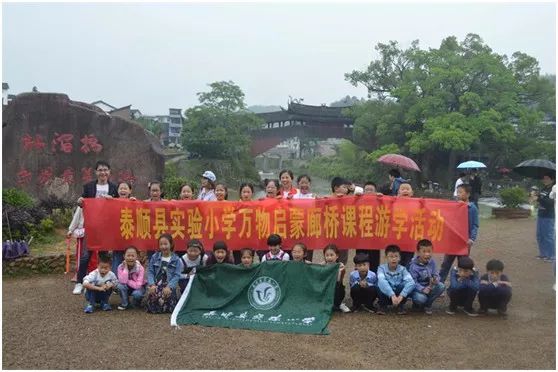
[
  {"x1": 72, "y1": 161, "x2": 119, "y2": 295},
  {"x1": 469, "y1": 170, "x2": 482, "y2": 208}
]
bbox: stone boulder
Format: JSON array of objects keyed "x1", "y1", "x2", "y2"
[{"x1": 2, "y1": 93, "x2": 165, "y2": 201}]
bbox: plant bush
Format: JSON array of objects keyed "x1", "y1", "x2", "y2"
[
  {"x1": 500, "y1": 186, "x2": 528, "y2": 208},
  {"x1": 3, "y1": 188, "x2": 34, "y2": 208},
  {"x1": 50, "y1": 208, "x2": 75, "y2": 229}
]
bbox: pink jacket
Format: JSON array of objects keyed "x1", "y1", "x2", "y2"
[{"x1": 117, "y1": 260, "x2": 146, "y2": 290}]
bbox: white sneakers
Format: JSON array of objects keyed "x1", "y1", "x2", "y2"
[
  {"x1": 72, "y1": 283, "x2": 83, "y2": 295},
  {"x1": 339, "y1": 303, "x2": 351, "y2": 313}
]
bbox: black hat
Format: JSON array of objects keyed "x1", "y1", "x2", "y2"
[
  {"x1": 353, "y1": 253, "x2": 370, "y2": 265},
  {"x1": 213, "y1": 241, "x2": 228, "y2": 252},
  {"x1": 457, "y1": 256, "x2": 475, "y2": 270}
]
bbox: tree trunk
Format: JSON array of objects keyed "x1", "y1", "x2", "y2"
[{"x1": 447, "y1": 150, "x2": 457, "y2": 189}]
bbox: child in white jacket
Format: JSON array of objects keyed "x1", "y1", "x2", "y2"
[{"x1": 67, "y1": 206, "x2": 85, "y2": 283}]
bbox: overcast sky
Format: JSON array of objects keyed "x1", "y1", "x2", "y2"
[{"x1": 3, "y1": 2, "x2": 556, "y2": 115}]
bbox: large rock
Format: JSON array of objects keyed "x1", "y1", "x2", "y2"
[{"x1": 2, "y1": 93, "x2": 165, "y2": 201}]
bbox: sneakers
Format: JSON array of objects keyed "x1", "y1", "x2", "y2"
[
  {"x1": 72, "y1": 283, "x2": 83, "y2": 295},
  {"x1": 362, "y1": 305, "x2": 376, "y2": 313},
  {"x1": 536, "y1": 255, "x2": 547, "y2": 260},
  {"x1": 101, "y1": 303, "x2": 112, "y2": 311},
  {"x1": 544, "y1": 257, "x2": 555, "y2": 263},
  {"x1": 463, "y1": 307, "x2": 478, "y2": 317},
  {"x1": 497, "y1": 309, "x2": 508, "y2": 319},
  {"x1": 84, "y1": 304, "x2": 94, "y2": 313},
  {"x1": 446, "y1": 305, "x2": 457, "y2": 315},
  {"x1": 397, "y1": 306, "x2": 407, "y2": 315},
  {"x1": 117, "y1": 305, "x2": 128, "y2": 311},
  {"x1": 339, "y1": 303, "x2": 351, "y2": 313},
  {"x1": 376, "y1": 307, "x2": 387, "y2": 315},
  {"x1": 424, "y1": 307, "x2": 433, "y2": 315},
  {"x1": 477, "y1": 308, "x2": 488, "y2": 315}
]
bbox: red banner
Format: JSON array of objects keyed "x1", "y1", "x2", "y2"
[{"x1": 83, "y1": 195, "x2": 468, "y2": 254}]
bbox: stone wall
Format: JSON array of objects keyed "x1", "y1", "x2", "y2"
[
  {"x1": 2, "y1": 253, "x2": 74, "y2": 276},
  {"x1": 2, "y1": 93, "x2": 165, "y2": 201}
]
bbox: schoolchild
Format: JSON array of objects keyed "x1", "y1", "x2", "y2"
[
  {"x1": 408, "y1": 239, "x2": 445, "y2": 314},
  {"x1": 349, "y1": 253, "x2": 378, "y2": 312},
  {"x1": 145, "y1": 233, "x2": 183, "y2": 313},
  {"x1": 478, "y1": 259, "x2": 512, "y2": 317},
  {"x1": 261, "y1": 234, "x2": 290, "y2": 262},
  {"x1": 376, "y1": 245, "x2": 415, "y2": 315},
  {"x1": 82, "y1": 253, "x2": 118, "y2": 313},
  {"x1": 116, "y1": 246, "x2": 146, "y2": 310},
  {"x1": 323, "y1": 244, "x2": 351, "y2": 313}
]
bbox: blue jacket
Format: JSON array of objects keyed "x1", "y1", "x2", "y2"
[
  {"x1": 408, "y1": 256, "x2": 440, "y2": 292},
  {"x1": 349, "y1": 270, "x2": 377, "y2": 288},
  {"x1": 449, "y1": 267, "x2": 479, "y2": 292},
  {"x1": 377, "y1": 263, "x2": 415, "y2": 297},
  {"x1": 391, "y1": 177, "x2": 407, "y2": 196},
  {"x1": 147, "y1": 252, "x2": 183, "y2": 290},
  {"x1": 468, "y1": 202, "x2": 479, "y2": 241}
]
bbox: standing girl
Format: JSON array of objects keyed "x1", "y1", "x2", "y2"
[
  {"x1": 145, "y1": 233, "x2": 184, "y2": 313},
  {"x1": 198, "y1": 170, "x2": 217, "y2": 201},
  {"x1": 291, "y1": 243, "x2": 312, "y2": 264},
  {"x1": 279, "y1": 169, "x2": 299, "y2": 198},
  {"x1": 215, "y1": 183, "x2": 228, "y2": 201},
  {"x1": 323, "y1": 244, "x2": 351, "y2": 313},
  {"x1": 179, "y1": 184, "x2": 195, "y2": 200},
  {"x1": 145, "y1": 181, "x2": 166, "y2": 202},
  {"x1": 293, "y1": 175, "x2": 315, "y2": 199}
]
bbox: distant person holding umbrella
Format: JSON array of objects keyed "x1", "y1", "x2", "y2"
[
  {"x1": 533, "y1": 172, "x2": 556, "y2": 262},
  {"x1": 469, "y1": 170, "x2": 482, "y2": 208},
  {"x1": 513, "y1": 159, "x2": 556, "y2": 263}
]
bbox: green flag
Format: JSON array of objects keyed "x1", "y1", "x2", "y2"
[{"x1": 171, "y1": 261, "x2": 338, "y2": 335}]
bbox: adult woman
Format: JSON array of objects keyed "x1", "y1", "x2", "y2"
[{"x1": 279, "y1": 169, "x2": 299, "y2": 198}]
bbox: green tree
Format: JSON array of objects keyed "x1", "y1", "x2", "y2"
[
  {"x1": 135, "y1": 117, "x2": 163, "y2": 138},
  {"x1": 345, "y1": 34, "x2": 555, "y2": 185}
]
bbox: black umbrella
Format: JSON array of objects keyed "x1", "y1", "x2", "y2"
[{"x1": 513, "y1": 159, "x2": 556, "y2": 179}]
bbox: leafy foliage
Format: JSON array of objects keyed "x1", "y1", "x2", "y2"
[
  {"x1": 3, "y1": 188, "x2": 34, "y2": 208},
  {"x1": 181, "y1": 81, "x2": 263, "y2": 160},
  {"x1": 342, "y1": 34, "x2": 555, "y2": 184},
  {"x1": 499, "y1": 186, "x2": 528, "y2": 208}
]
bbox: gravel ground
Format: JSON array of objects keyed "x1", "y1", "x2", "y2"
[{"x1": 2, "y1": 218, "x2": 555, "y2": 369}]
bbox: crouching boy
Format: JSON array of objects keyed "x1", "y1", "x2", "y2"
[
  {"x1": 377, "y1": 245, "x2": 415, "y2": 315},
  {"x1": 446, "y1": 256, "x2": 480, "y2": 316},
  {"x1": 82, "y1": 253, "x2": 118, "y2": 313},
  {"x1": 408, "y1": 239, "x2": 445, "y2": 314},
  {"x1": 349, "y1": 253, "x2": 378, "y2": 312},
  {"x1": 478, "y1": 259, "x2": 512, "y2": 317}
]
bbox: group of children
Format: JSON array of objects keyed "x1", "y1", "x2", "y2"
[
  {"x1": 73, "y1": 164, "x2": 506, "y2": 317},
  {"x1": 81, "y1": 233, "x2": 511, "y2": 318}
]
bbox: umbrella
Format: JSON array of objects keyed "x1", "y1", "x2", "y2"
[
  {"x1": 457, "y1": 160, "x2": 486, "y2": 169},
  {"x1": 513, "y1": 159, "x2": 556, "y2": 179},
  {"x1": 377, "y1": 154, "x2": 421, "y2": 172}
]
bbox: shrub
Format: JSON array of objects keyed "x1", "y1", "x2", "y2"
[
  {"x1": 163, "y1": 176, "x2": 197, "y2": 200},
  {"x1": 500, "y1": 186, "x2": 528, "y2": 208},
  {"x1": 2, "y1": 188, "x2": 34, "y2": 208},
  {"x1": 50, "y1": 208, "x2": 75, "y2": 229}
]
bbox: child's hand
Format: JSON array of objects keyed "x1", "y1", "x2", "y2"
[
  {"x1": 129, "y1": 197, "x2": 137, "y2": 201},
  {"x1": 162, "y1": 287, "x2": 172, "y2": 297},
  {"x1": 391, "y1": 295, "x2": 400, "y2": 305},
  {"x1": 467, "y1": 239, "x2": 474, "y2": 248},
  {"x1": 423, "y1": 287, "x2": 431, "y2": 294},
  {"x1": 359, "y1": 280, "x2": 367, "y2": 288},
  {"x1": 77, "y1": 197, "x2": 84, "y2": 207},
  {"x1": 66, "y1": 232, "x2": 72, "y2": 238}
]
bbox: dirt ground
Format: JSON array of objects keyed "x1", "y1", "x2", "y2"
[{"x1": 2, "y1": 218, "x2": 556, "y2": 369}]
